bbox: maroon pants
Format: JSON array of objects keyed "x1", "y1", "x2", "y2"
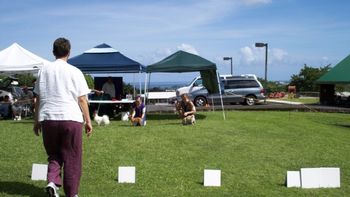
[{"x1": 42, "y1": 120, "x2": 83, "y2": 197}]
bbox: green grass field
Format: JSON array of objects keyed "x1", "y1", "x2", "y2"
[{"x1": 0, "y1": 111, "x2": 349, "y2": 197}]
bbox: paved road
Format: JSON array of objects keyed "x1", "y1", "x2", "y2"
[{"x1": 147, "y1": 102, "x2": 350, "y2": 113}]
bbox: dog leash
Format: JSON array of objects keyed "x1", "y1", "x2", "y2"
[{"x1": 96, "y1": 92, "x2": 104, "y2": 115}]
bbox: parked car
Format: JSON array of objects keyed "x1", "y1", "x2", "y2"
[{"x1": 176, "y1": 74, "x2": 265, "y2": 106}]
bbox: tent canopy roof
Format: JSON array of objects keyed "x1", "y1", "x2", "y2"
[
  {"x1": 0, "y1": 43, "x2": 49, "y2": 73},
  {"x1": 146, "y1": 50, "x2": 216, "y2": 73},
  {"x1": 68, "y1": 43, "x2": 144, "y2": 73},
  {"x1": 317, "y1": 54, "x2": 350, "y2": 84},
  {"x1": 146, "y1": 50, "x2": 219, "y2": 94}
]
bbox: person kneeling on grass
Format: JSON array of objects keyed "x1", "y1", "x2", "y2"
[
  {"x1": 176, "y1": 93, "x2": 196, "y2": 125},
  {"x1": 130, "y1": 96, "x2": 146, "y2": 126}
]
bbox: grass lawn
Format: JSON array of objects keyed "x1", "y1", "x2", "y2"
[{"x1": 0, "y1": 111, "x2": 349, "y2": 196}]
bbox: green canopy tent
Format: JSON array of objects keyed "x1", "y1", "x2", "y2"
[
  {"x1": 317, "y1": 54, "x2": 350, "y2": 84},
  {"x1": 316, "y1": 54, "x2": 350, "y2": 104},
  {"x1": 145, "y1": 50, "x2": 225, "y2": 120}
]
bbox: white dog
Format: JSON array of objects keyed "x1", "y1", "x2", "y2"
[
  {"x1": 94, "y1": 111, "x2": 110, "y2": 126},
  {"x1": 14, "y1": 115, "x2": 21, "y2": 121}
]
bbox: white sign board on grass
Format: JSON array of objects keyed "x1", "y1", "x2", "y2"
[
  {"x1": 287, "y1": 171, "x2": 301, "y2": 188},
  {"x1": 31, "y1": 164, "x2": 48, "y2": 181},
  {"x1": 118, "y1": 166, "x2": 136, "y2": 183},
  {"x1": 204, "y1": 169, "x2": 221, "y2": 187},
  {"x1": 300, "y1": 167, "x2": 340, "y2": 188}
]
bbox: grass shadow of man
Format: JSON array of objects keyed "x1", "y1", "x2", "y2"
[{"x1": 0, "y1": 181, "x2": 45, "y2": 197}]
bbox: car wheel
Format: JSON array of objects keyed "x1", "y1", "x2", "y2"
[
  {"x1": 194, "y1": 96, "x2": 207, "y2": 107},
  {"x1": 245, "y1": 95, "x2": 256, "y2": 106}
]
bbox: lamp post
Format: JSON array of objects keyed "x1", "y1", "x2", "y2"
[
  {"x1": 255, "y1": 42, "x2": 268, "y2": 103},
  {"x1": 223, "y1": 57, "x2": 233, "y2": 75}
]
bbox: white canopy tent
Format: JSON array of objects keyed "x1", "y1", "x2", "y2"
[{"x1": 0, "y1": 43, "x2": 49, "y2": 74}]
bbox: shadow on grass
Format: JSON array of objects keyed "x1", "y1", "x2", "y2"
[
  {"x1": 0, "y1": 181, "x2": 45, "y2": 197},
  {"x1": 334, "y1": 123, "x2": 350, "y2": 129},
  {"x1": 146, "y1": 114, "x2": 206, "y2": 120},
  {"x1": 10, "y1": 121, "x2": 33, "y2": 125}
]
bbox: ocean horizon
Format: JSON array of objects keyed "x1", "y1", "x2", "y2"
[{"x1": 128, "y1": 81, "x2": 188, "y2": 90}]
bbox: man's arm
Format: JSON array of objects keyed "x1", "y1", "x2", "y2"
[
  {"x1": 130, "y1": 109, "x2": 136, "y2": 121},
  {"x1": 184, "y1": 102, "x2": 196, "y2": 116},
  {"x1": 78, "y1": 95, "x2": 93, "y2": 137},
  {"x1": 33, "y1": 96, "x2": 41, "y2": 136},
  {"x1": 141, "y1": 107, "x2": 146, "y2": 119}
]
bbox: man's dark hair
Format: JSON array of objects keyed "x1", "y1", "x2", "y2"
[{"x1": 53, "y1": 37, "x2": 71, "y2": 58}]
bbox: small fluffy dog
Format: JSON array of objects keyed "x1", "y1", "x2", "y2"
[
  {"x1": 14, "y1": 115, "x2": 21, "y2": 121},
  {"x1": 182, "y1": 115, "x2": 195, "y2": 125},
  {"x1": 93, "y1": 111, "x2": 110, "y2": 126}
]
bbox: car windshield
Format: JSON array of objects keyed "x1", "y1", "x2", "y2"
[
  {"x1": 188, "y1": 77, "x2": 201, "y2": 86},
  {"x1": 193, "y1": 79, "x2": 203, "y2": 86}
]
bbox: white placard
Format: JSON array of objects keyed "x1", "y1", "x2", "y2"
[
  {"x1": 31, "y1": 164, "x2": 48, "y2": 181},
  {"x1": 204, "y1": 169, "x2": 221, "y2": 187},
  {"x1": 301, "y1": 167, "x2": 340, "y2": 188},
  {"x1": 118, "y1": 166, "x2": 136, "y2": 183},
  {"x1": 287, "y1": 171, "x2": 301, "y2": 187}
]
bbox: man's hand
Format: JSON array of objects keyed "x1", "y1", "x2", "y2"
[
  {"x1": 33, "y1": 121, "x2": 41, "y2": 136},
  {"x1": 78, "y1": 95, "x2": 93, "y2": 137},
  {"x1": 85, "y1": 121, "x2": 93, "y2": 137}
]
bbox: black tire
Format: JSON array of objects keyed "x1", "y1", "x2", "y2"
[
  {"x1": 245, "y1": 95, "x2": 256, "y2": 106},
  {"x1": 194, "y1": 96, "x2": 207, "y2": 107}
]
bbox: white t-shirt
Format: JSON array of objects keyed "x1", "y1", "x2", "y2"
[
  {"x1": 34, "y1": 59, "x2": 90, "y2": 123},
  {"x1": 102, "y1": 82, "x2": 116, "y2": 98}
]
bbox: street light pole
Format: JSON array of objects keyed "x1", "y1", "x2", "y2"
[
  {"x1": 255, "y1": 42, "x2": 268, "y2": 103},
  {"x1": 223, "y1": 57, "x2": 233, "y2": 75},
  {"x1": 264, "y1": 43, "x2": 268, "y2": 83}
]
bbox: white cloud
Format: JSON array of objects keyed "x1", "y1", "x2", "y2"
[
  {"x1": 240, "y1": 46, "x2": 256, "y2": 63},
  {"x1": 30, "y1": 0, "x2": 237, "y2": 37},
  {"x1": 241, "y1": 0, "x2": 272, "y2": 6},
  {"x1": 136, "y1": 43, "x2": 199, "y2": 65},
  {"x1": 177, "y1": 43, "x2": 199, "y2": 55},
  {"x1": 271, "y1": 48, "x2": 288, "y2": 61},
  {"x1": 239, "y1": 45, "x2": 288, "y2": 64}
]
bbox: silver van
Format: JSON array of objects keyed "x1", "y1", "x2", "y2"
[{"x1": 176, "y1": 74, "x2": 265, "y2": 106}]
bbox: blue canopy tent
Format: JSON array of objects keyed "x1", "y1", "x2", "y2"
[
  {"x1": 68, "y1": 43, "x2": 144, "y2": 73},
  {"x1": 68, "y1": 43, "x2": 145, "y2": 95}
]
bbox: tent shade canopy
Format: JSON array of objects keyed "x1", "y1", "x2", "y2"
[
  {"x1": 147, "y1": 50, "x2": 219, "y2": 94},
  {"x1": 0, "y1": 43, "x2": 49, "y2": 73},
  {"x1": 317, "y1": 54, "x2": 350, "y2": 84},
  {"x1": 68, "y1": 43, "x2": 144, "y2": 73},
  {"x1": 146, "y1": 50, "x2": 216, "y2": 73}
]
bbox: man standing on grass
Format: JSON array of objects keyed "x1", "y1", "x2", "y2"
[{"x1": 33, "y1": 38, "x2": 92, "y2": 197}]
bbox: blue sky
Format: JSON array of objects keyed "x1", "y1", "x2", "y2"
[{"x1": 1, "y1": 0, "x2": 350, "y2": 82}]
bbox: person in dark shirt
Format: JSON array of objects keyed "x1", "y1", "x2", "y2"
[
  {"x1": 130, "y1": 96, "x2": 146, "y2": 126},
  {"x1": 176, "y1": 93, "x2": 196, "y2": 125}
]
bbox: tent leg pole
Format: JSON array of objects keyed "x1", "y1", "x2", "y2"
[
  {"x1": 211, "y1": 97, "x2": 215, "y2": 111},
  {"x1": 139, "y1": 71, "x2": 142, "y2": 96},
  {"x1": 133, "y1": 73, "x2": 136, "y2": 98},
  {"x1": 148, "y1": 73, "x2": 152, "y2": 102},
  {"x1": 144, "y1": 73, "x2": 148, "y2": 104},
  {"x1": 217, "y1": 71, "x2": 225, "y2": 120}
]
